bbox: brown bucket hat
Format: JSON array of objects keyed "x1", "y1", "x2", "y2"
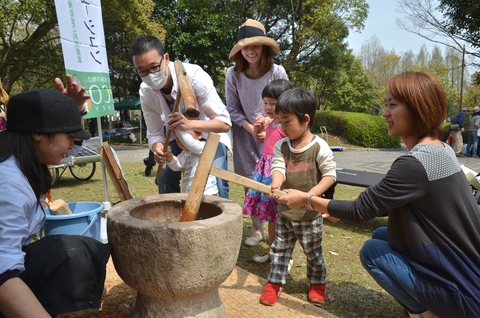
[{"x1": 228, "y1": 19, "x2": 280, "y2": 60}]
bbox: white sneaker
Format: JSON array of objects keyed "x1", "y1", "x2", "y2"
[
  {"x1": 244, "y1": 232, "x2": 264, "y2": 247},
  {"x1": 287, "y1": 258, "x2": 294, "y2": 275},
  {"x1": 252, "y1": 253, "x2": 270, "y2": 264}
]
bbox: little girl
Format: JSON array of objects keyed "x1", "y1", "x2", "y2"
[{"x1": 242, "y1": 79, "x2": 293, "y2": 263}]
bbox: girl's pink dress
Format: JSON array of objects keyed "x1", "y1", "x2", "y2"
[{"x1": 242, "y1": 121, "x2": 285, "y2": 223}]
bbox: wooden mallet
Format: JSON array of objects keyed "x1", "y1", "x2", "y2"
[
  {"x1": 175, "y1": 60, "x2": 200, "y2": 119},
  {"x1": 155, "y1": 60, "x2": 200, "y2": 179},
  {"x1": 180, "y1": 133, "x2": 285, "y2": 222}
]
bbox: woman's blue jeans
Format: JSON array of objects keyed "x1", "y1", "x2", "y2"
[{"x1": 359, "y1": 227, "x2": 426, "y2": 314}]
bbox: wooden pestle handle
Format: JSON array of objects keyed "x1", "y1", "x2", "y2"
[
  {"x1": 209, "y1": 166, "x2": 285, "y2": 197},
  {"x1": 180, "y1": 133, "x2": 221, "y2": 222},
  {"x1": 155, "y1": 90, "x2": 182, "y2": 179}
]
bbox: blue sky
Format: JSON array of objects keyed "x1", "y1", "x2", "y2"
[{"x1": 346, "y1": 0, "x2": 438, "y2": 56}]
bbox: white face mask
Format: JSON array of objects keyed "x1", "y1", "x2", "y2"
[{"x1": 141, "y1": 59, "x2": 168, "y2": 90}]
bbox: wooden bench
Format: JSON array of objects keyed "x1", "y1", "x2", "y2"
[{"x1": 336, "y1": 168, "x2": 385, "y2": 188}]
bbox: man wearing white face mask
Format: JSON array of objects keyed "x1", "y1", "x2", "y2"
[{"x1": 130, "y1": 35, "x2": 232, "y2": 198}]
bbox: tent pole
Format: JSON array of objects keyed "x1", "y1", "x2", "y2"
[{"x1": 96, "y1": 116, "x2": 111, "y2": 213}]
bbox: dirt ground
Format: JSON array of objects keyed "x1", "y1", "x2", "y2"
[{"x1": 58, "y1": 257, "x2": 336, "y2": 318}]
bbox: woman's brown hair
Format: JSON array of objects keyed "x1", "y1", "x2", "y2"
[
  {"x1": 388, "y1": 72, "x2": 447, "y2": 140},
  {"x1": 233, "y1": 45, "x2": 275, "y2": 74}
]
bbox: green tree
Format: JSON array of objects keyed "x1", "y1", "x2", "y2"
[
  {"x1": 275, "y1": 0, "x2": 369, "y2": 74},
  {"x1": 0, "y1": 1, "x2": 60, "y2": 94},
  {"x1": 400, "y1": 49, "x2": 416, "y2": 71},
  {"x1": 464, "y1": 72, "x2": 480, "y2": 108},
  {"x1": 0, "y1": 0, "x2": 161, "y2": 98},
  {"x1": 151, "y1": 0, "x2": 239, "y2": 87},
  {"x1": 356, "y1": 37, "x2": 465, "y2": 118},
  {"x1": 359, "y1": 36, "x2": 401, "y2": 87},
  {"x1": 439, "y1": 0, "x2": 480, "y2": 49},
  {"x1": 444, "y1": 47, "x2": 463, "y2": 92},
  {"x1": 326, "y1": 52, "x2": 380, "y2": 114},
  {"x1": 416, "y1": 45, "x2": 431, "y2": 68},
  {"x1": 397, "y1": 0, "x2": 480, "y2": 62},
  {"x1": 151, "y1": 0, "x2": 371, "y2": 110},
  {"x1": 293, "y1": 41, "x2": 378, "y2": 113},
  {"x1": 102, "y1": 0, "x2": 164, "y2": 99},
  {"x1": 272, "y1": 0, "x2": 371, "y2": 112}
]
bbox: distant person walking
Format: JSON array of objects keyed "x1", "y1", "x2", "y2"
[
  {"x1": 466, "y1": 106, "x2": 480, "y2": 157},
  {"x1": 451, "y1": 107, "x2": 469, "y2": 157}
]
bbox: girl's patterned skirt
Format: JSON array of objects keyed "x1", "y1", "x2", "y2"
[{"x1": 242, "y1": 153, "x2": 278, "y2": 223}]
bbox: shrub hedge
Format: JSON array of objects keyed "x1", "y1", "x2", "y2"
[
  {"x1": 313, "y1": 110, "x2": 401, "y2": 148},
  {"x1": 442, "y1": 122, "x2": 451, "y2": 142}
]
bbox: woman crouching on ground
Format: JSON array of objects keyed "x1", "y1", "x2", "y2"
[
  {"x1": 277, "y1": 72, "x2": 480, "y2": 318},
  {"x1": 0, "y1": 88, "x2": 110, "y2": 318}
]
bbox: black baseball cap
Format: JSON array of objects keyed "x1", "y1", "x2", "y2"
[{"x1": 6, "y1": 89, "x2": 91, "y2": 140}]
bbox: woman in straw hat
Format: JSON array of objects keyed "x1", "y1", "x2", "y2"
[{"x1": 226, "y1": 19, "x2": 288, "y2": 250}]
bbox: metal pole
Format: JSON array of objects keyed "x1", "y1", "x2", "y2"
[{"x1": 459, "y1": 44, "x2": 466, "y2": 109}]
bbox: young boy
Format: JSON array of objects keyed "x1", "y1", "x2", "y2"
[
  {"x1": 259, "y1": 88, "x2": 336, "y2": 305},
  {"x1": 164, "y1": 128, "x2": 218, "y2": 195}
]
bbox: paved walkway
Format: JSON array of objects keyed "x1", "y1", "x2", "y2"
[{"x1": 112, "y1": 144, "x2": 480, "y2": 175}]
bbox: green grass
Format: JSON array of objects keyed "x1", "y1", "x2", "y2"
[{"x1": 50, "y1": 160, "x2": 407, "y2": 318}]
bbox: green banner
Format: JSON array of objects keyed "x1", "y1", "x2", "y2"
[
  {"x1": 67, "y1": 70, "x2": 114, "y2": 119},
  {"x1": 55, "y1": 0, "x2": 115, "y2": 119}
]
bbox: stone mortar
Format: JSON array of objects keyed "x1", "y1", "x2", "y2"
[{"x1": 107, "y1": 193, "x2": 243, "y2": 318}]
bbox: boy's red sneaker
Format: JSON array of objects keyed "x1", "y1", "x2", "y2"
[
  {"x1": 308, "y1": 284, "x2": 326, "y2": 303},
  {"x1": 259, "y1": 282, "x2": 282, "y2": 306}
]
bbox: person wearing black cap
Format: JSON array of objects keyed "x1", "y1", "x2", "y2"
[
  {"x1": 0, "y1": 89, "x2": 111, "y2": 317},
  {"x1": 451, "y1": 107, "x2": 469, "y2": 157}
]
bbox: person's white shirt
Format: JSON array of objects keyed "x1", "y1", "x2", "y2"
[
  {"x1": 166, "y1": 130, "x2": 218, "y2": 195},
  {"x1": 139, "y1": 62, "x2": 232, "y2": 151}
]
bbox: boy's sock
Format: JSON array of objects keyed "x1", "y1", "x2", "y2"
[
  {"x1": 259, "y1": 282, "x2": 282, "y2": 306},
  {"x1": 308, "y1": 284, "x2": 326, "y2": 303}
]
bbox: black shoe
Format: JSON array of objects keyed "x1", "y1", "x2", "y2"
[{"x1": 144, "y1": 166, "x2": 153, "y2": 176}]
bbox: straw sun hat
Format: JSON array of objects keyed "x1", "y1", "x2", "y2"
[{"x1": 228, "y1": 19, "x2": 280, "y2": 61}]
